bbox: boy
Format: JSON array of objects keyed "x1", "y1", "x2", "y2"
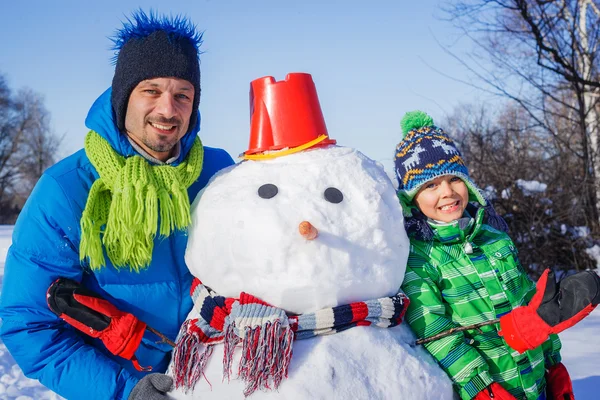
[{"x1": 395, "y1": 111, "x2": 573, "y2": 400}]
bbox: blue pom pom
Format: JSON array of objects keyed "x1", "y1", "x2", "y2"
[{"x1": 111, "y1": 9, "x2": 203, "y2": 64}]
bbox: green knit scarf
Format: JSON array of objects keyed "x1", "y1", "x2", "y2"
[{"x1": 80, "y1": 130, "x2": 204, "y2": 272}]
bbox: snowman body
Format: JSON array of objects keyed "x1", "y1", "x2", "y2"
[{"x1": 168, "y1": 146, "x2": 454, "y2": 399}]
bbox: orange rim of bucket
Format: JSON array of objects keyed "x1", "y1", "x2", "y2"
[{"x1": 240, "y1": 134, "x2": 330, "y2": 160}]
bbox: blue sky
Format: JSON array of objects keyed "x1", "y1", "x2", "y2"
[{"x1": 0, "y1": 0, "x2": 484, "y2": 173}]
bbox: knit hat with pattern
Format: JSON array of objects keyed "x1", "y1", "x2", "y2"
[
  {"x1": 394, "y1": 110, "x2": 486, "y2": 214},
  {"x1": 110, "y1": 10, "x2": 202, "y2": 134}
]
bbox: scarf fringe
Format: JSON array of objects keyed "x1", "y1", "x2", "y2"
[
  {"x1": 80, "y1": 181, "x2": 110, "y2": 268},
  {"x1": 172, "y1": 180, "x2": 192, "y2": 229},
  {"x1": 133, "y1": 180, "x2": 144, "y2": 226},
  {"x1": 173, "y1": 322, "x2": 214, "y2": 392},
  {"x1": 144, "y1": 184, "x2": 158, "y2": 236},
  {"x1": 158, "y1": 188, "x2": 175, "y2": 236},
  {"x1": 223, "y1": 320, "x2": 293, "y2": 397}
]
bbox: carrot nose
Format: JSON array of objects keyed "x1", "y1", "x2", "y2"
[{"x1": 299, "y1": 221, "x2": 318, "y2": 240}]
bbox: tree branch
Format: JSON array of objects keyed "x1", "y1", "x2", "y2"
[{"x1": 415, "y1": 319, "x2": 500, "y2": 345}]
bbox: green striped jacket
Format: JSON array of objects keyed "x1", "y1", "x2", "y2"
[{"x1": 401, "y1": 206, "x2": 561, "y2": 400}]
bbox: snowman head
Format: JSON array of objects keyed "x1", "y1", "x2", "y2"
[
  {"x1": 186, "y1": 73, "x2": 409, "y2": 314},
  {"x1": 185, "y1": 145, "x2": 409, "y2": 314}
]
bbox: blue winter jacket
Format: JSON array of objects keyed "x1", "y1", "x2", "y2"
[{"x1": 0, "y1": 88, "x2": 234, "y2": 400}]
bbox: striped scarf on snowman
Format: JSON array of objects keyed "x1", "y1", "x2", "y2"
[{"x1": 172, "y1": 278, "x2": 410, "y2": 397}]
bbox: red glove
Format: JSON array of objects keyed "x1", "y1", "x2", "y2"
[
  {"x1": 499, "y1": 269, "x2": 600, "y2": 353},
  {"x1": 47, "y1": 278, "x2": 148, "y2": 370},
  {"x1": 545, "y1": 363, "x2": 574, "y2": 400},
  {"x1": 473, "y1": 382, "x2": 517, "y2": 400}
]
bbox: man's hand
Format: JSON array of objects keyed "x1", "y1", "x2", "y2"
[
  {"x1": 129, "y1": 374, "x2": 173, "y2": 400},
  {"x1": 47, "y1": 278, "x2": 147, "y2": 366},
  {"x1": 499, "y1": 269, "x2": 600, "y2": 353}
]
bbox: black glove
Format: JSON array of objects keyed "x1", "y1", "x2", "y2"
[{"x1": 129, "y1": 373, "x2": 173, "y2": 400}]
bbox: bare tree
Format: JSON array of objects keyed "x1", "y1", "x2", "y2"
[
  {"x1": 0, "y1": 74, "x2": 61, "y2": 223},
  {"x1": 0, "y1": 75, "x2": 23, "y2": 213},
  {"x1": 444, "y1": 0, "x2": 600, "y2": 230},
  {"x1": 447, "y1": 102, "x2": 596, "y2": 275},
  {"x1": 13, "y1": 89, "x2": 62, "y2": 197}
]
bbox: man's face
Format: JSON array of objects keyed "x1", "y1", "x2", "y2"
[{"x1": 124, "y1": 77, "x2": 195, "y2": 161}]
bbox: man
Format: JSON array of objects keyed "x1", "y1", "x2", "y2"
[{"x1": 0, "y1": 11, "x2": 234, "y2": 400}]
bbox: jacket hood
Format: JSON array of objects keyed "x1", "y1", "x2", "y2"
[{"x1": 84, "y1": 87, "x2": 201, "y2": 165}]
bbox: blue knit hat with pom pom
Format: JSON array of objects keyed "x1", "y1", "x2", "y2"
[
  {"x1": 394, "y1": 110, "x2": 486, "y2": 215},
  {"x1": 110, "y1": 10, "x2": 203, "y2": 134}
]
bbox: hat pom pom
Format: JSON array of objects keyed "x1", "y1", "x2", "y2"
[{"x1": 400, "y1": 111, "x2": 434, "y2": 138}]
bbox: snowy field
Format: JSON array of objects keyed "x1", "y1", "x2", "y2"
[{"x1": 0, "y1": 225, "x2": 598, "y2": 399}]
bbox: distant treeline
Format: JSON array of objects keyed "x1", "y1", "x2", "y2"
[{"x1": 0, "y1": 73, "x2": 61, "y2": 224}]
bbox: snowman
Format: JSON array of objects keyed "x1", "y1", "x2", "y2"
[{"x1": 168, "y1": 73, "x2": 454, "y2": 400}]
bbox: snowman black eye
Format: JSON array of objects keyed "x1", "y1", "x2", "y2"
[
  {"x1": 258, "y1": 184, "x2": 278, "y2": 199},
  {"x1": 324, "y1": 187, "x2": 343, "y2": 204}
]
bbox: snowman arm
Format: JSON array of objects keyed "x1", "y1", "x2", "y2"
[{"x1": 401, "y1": 262, "x2": 494, "y2": 400}]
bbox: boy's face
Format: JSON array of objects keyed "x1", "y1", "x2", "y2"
[{"x1": 414, "y1": 175, "x2": 469, "y2": 223}]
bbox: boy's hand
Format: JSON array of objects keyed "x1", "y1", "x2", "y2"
[
  {"x1": 498, "y1": 269, "x2": 600, "y2": 353},
  {"x1": 473, "y1": 382, "x2": 516, "y2": 400},
  {"x1": 545, "y1": 363, "x2": 574, "y2": 400}
]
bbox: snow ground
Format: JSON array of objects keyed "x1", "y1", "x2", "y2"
[{"x1": 0, "y1": 225, "x2": 598, "y2": 399}]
